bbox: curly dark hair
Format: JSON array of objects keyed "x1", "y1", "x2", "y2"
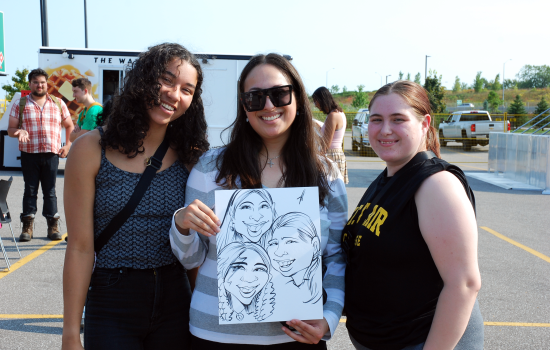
[
  {"x1": 28, "y1": 68, "x2": 48, "y2": 82},
  {"x1": 100, "y1": 43, "x2": 209, "y2": 165},
  {"x1": 216, "y1": 53, "x2": 333, "y2": 205}
]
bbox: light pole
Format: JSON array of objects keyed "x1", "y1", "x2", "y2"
[
  {"x1": 325, "y1": 68, "x2": 334, "y2": 88},
  {"x1": 375, "y1": 72, "x2": 382, "y2": 87},
  {"x1": 425, "y1": 55, "x2": 431, "y2": 84},
  {"x1": 84, "y1": 0, "x2": 88, "y2": 48},
  {"x1": 386, "y1": 75, "x2": 391, "y2": 84},
  {"x1": 503, "y1": 59, "x2": 512, "y2": 106},
  {"x1": 40, "y1": 0, "x2": 49, "y2": 46}
]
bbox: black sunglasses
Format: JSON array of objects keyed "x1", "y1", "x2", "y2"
[{"x1": 240, "y1": 85, "x2": 293, "y2": 112}]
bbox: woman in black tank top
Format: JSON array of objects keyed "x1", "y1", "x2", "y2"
[{"x1": 343, "y1": 81, "x2": 483, "y2": 350}]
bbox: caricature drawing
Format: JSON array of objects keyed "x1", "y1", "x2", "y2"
[
  {"x1": 217, "y1": 242, "x2": 276, "y2": 322},
  {"x1": 217, "y1": 189, "x2": 277, "y2": 250},
  {"x1": 264, "y1": 212, "x2": 322, "y2": 304}
]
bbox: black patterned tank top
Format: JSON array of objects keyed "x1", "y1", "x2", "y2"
[{"x1": 94, "y1": 128, "x2": 189, "y2": 269}]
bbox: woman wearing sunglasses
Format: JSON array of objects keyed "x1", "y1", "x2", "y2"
[
  {"x1": 312, "y1": 87, "x2": 349, "y2": 184},
  {"x1": 170, "y1": 53, "x2": 347, "y2": 349}
]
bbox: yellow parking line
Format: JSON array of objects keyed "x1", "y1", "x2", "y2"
[
  {"x1": 456, "y1": 163, "x2": 487, "y2": 171},
  {"x1": 338, "y1": 318, "x2": 550, "y2": 327},
  {"x1": 443, "y1": 147, "x2": 485, "y2": 159},
  {"x1": 481, "y1": 227, "x2": 550, "y2": 264},
  {"x1": 0, "y1": 233, "x2": 68, "y2": 279},
  {"x1": 485, "y1": 322, "x2": 550, "y2": 327},
  {"x1": 0, "y1": 314, "x2": 63, "y2": 319}
]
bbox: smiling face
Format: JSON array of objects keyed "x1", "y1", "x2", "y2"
[
  {"x1": 147, "y1": 58, "x2": 198, "y2": 127},
  {"x1": 267, "y1": 227, "x2": 315, "y2": 277},
  {"x1": 243, "y1": 64, "x2": 297, "y2": 144},
  {"x1": 30, "y1": 75, "x2": 47, "y2": 98},
  {"x1": 72, "y1": 86, "x2": 86, "y2": 104},
  {"x1": 368, "y1": 93, "x2": 430, "y2": 174},
  {"x1": 233, "y1": 193, "x2": 274, "y2": 242},
  {"x1": 224, "y1": 249, "x2": 269, "y2": 306}
]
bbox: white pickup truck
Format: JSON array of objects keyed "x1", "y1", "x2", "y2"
[{"x1": 438, "y1": 110, "x2": 509, "y2": 150}]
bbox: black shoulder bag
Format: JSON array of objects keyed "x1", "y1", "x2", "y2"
[{"x1": 94, "y1": 137, "x2": 170, "y2": 255}]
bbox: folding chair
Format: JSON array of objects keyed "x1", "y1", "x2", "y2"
[{"x1": 0, "y1": 177, "x2": 21, "y2": 270}]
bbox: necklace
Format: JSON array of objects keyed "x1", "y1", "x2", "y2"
[{"x1": 265, "y1": 155, "x2": 280, "y2": 168}]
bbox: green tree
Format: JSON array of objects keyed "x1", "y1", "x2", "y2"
[
  {"x1": 342, "y1": 86, "x2": 348, "y2": 93},
  {"x1": 508, "y1": 95, "x2": 526, "y2": 115},
  {"x1": 414, "y1": 73, "x2": 421, "y2": 84},
  {"x1": 492, "y1": 74, "x2": 502, "y2": 91},
  {"x1": 473, "y1": 71, "x2": 484, "y2": 93},
  {"x1": 516, "y1": 65, "x2": 550, "y2": 88},
  {"x1": 486, "y1": 91, "x2": 502, "y2": 113},
  {"x1": 534, "y1": 96, "x2": 550, "y2": 115},
  {"x1": 399, "y1": 71, "x2": 404, "y2": 80},
  {"x1": 406, "y1": 73, "x2": 411, "y2": 80},
  {"x1": 2, "y1": 68, "x2": 30, "y2": 100},
  {"x1": 460, "y1": 82, "x2": 468, "y2": 90},
  {"x1": 533, "y1": 96, "x2": 550, "y2": 127},
  {"x1": 453, "y1": 76, "x2": 461, "y2": 93},
  {"x1": 423, "y1": 70, "x2": 446, "y2": 113},
  {"x1": 330, "y1": 85, "x2": 339, "y2": 94},
  {"x1": 352, "y1": 84, "x2": 368, "y2": 109}
]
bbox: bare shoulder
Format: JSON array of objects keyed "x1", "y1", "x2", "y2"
[
  {"x1": 415, "y1": 170, "x2": 471, "y2": 213},
  {"x1": 66, "y1": 128, "x2": 102, "y2": 175}
]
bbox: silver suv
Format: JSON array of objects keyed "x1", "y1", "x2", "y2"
[{"x1": 351, "y1": 108, "x2": 375, "y2": 156}]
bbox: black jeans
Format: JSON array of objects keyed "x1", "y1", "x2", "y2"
[
  {"x1": 84, "y1": 262, "x2": 192, "y2": 350},
  {"x1": 20, "y1": 152, "x2": 59, "y2": 219},
  {"x1": 191, "y1": 335, "x2": 327, "y2": 349}
]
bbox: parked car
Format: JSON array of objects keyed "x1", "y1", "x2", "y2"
[
  {"x1": 439, "y1": 110, "x2": 510, "y2": 150},
  {"x1": 351, "y1": 108, "x2": 376, "y2": 156},
  {"x1": 459, "y1": 103, "x2": 475, "y2": 108}
]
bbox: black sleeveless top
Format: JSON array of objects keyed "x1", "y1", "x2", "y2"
[
  {"x1": 343, "y1": 152, "x2": 475, "y2": 350},
  {"x1": 93, "y1": 127, "x2": 189, "y2": 269}
]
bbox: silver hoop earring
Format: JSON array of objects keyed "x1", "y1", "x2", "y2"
[
  {"x1": 246, "y1": 118, "x2": 249, "y2": 122},
  {"x1": 297, "y1": 111, "x2": 300, "y2": 116}
]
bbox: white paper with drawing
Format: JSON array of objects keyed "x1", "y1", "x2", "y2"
[{"x1": 214, "y1": 187, "x2": 323, "y2": 325}]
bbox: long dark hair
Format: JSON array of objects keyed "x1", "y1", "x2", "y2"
[
  {"x1": 216, "y1": 54, "x2": 332, "y2": 205},
  {"x1": 100, "y1": 43, "x2": 209, "y2": 165},
  {"x1": 369, "y1": 80, "x2": 440, "y2": 158},
  {"x1": 312, "y1": 86, "x2": 342, "y2": 114}
]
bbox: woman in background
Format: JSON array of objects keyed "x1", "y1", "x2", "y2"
[{"x1": 312, "y1": 87, "x2": 348, "y2": 184}]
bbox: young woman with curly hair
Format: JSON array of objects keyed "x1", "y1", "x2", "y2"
[
  {"x1": 170, "y1": 53, "x2": 347, "y2": 349},
  {"x1": 62, "y1": 43, "x2": 208, "y2": 350}
]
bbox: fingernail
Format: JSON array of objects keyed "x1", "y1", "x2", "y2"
[{"x1": 217, "y1": 220, "x2": 222, "y2": 226}]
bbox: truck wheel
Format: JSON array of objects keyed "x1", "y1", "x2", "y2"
[
  {"x1": 439, "y1": 131, "x2": 447, "y2": 147},
  {"x1": 462, "y1": 131, "x2": 472, "y2": 151},
  {"x1": 352, "y1": 140, "x2": 358, "y2": 151}
]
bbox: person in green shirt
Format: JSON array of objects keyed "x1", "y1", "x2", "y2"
[{"x1": 70, "y1": 78, "x2": 103, "y2": 141}]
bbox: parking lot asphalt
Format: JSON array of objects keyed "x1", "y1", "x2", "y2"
[{"x1": 0, "y1": 136, "x2": 549, "y2": 349}]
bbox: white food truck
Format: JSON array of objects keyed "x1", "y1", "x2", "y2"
[{"x1": 1, "y1": 47, "x2": 289, "y2": 169}]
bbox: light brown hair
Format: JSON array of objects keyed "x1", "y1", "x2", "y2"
[{"x1": 368, "y1": 80, "x2": 440, "y2": 158}]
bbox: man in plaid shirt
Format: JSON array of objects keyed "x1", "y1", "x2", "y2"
[{"x1": 7, "y1": 68, "x2": 74, "y2": 242}]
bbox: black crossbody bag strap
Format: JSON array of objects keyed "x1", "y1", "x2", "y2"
[{"x1": 94, "y1": 137, "x2": 170, "y2": 254}]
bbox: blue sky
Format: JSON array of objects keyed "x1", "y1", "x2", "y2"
[{"x1": 1, "y1": 0, "x2": 547, "y2": 97}]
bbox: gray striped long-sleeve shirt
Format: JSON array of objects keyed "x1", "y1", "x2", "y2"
[{"x1": 170, "y1": 148, "x2": 347, "y2": 345}]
